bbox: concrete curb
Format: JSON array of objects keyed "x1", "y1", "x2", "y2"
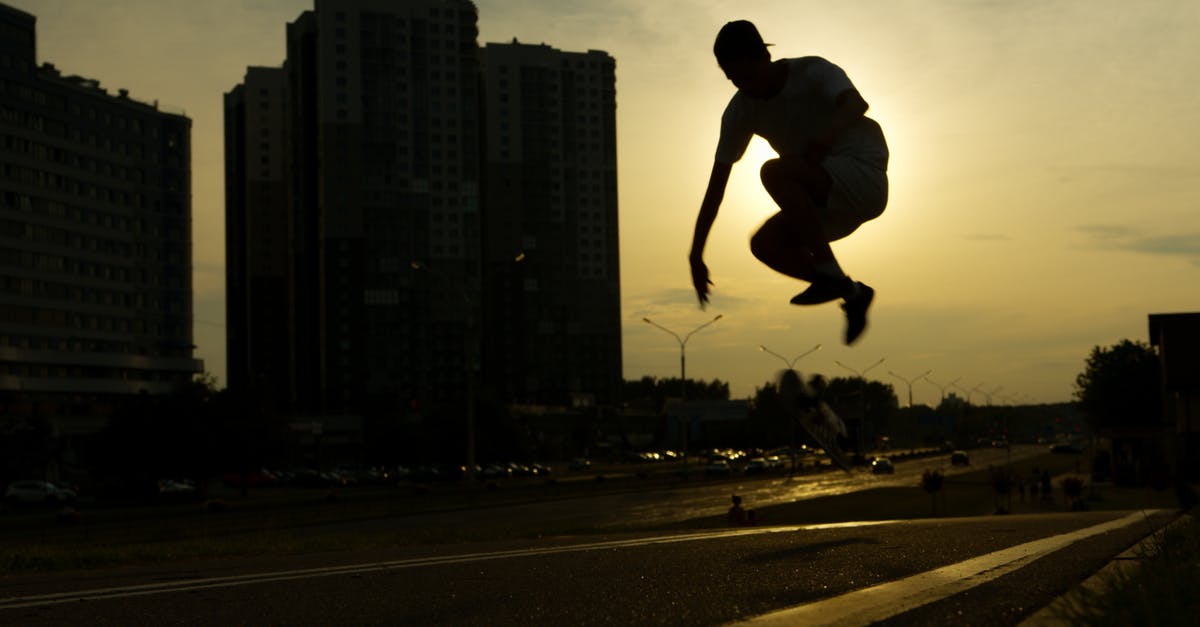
[{"x1": 1018, "y1": 509, "x2": 1195, "y2": 627}]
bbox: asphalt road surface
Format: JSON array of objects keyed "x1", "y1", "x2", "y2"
[{"x1": 0, "y1": 509, "x2": 1175, "y2": 626}]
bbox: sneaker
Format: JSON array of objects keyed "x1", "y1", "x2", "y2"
[
  {"x1": 841, "y1": 281, "x2": 874, "y2": 344},
  {"x1": 790, "y1": 274, "x2": 855, "y2": 306}
]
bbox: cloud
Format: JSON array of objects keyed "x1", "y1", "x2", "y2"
[{"x1": 1078, "y1": 223, "x2": 1200, "y2": 264}]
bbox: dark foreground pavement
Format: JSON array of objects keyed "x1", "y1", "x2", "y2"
[{"x1": 0, "y1": 509, "x2": 1179, "y2": 626}]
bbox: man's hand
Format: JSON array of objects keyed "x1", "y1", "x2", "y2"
[{"x1": 689, "y1": 255, "x2": 713, "y2": 308}]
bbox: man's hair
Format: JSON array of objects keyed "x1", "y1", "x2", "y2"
[{"x1": 713, "y1": 20, "x2": 771, "y2": 67}]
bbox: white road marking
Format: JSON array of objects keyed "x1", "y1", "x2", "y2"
[
  {"x1": 0, "y1": 520, "x2": 901, "y2": 610},
  {"x1": 731, "y1": 510, "x2": 1161, "y2": 627}
]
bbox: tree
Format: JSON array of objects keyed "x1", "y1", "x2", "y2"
[
  {"x1": 1073, "y1": 339, "x2": 1161, "y2": 433},
  {"x1": 621, "y1": 376, "x2": 730, "y2": 408}
]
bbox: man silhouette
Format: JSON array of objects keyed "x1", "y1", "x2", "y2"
[{"x1": 689, "y1": 20, "x2": 889, "y2": 344}]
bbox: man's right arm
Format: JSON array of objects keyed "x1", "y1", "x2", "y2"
[
  {"x1": 689, "y1": 161, "x2": 733, "y2": 306},
  {"x1": 690, "y1": 161, "x2": 732, "y2": 260}
]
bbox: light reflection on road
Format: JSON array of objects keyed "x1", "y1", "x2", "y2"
[
  {"x1": 595, "y1": 445, "x2": 1044, "y2": 528},
  {"x1": 380, "y1": 446, "x2": 1046, "y2": 535}
]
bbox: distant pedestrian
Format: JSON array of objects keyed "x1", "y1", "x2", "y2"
[
  {"x1": 1017, "y1": 478, "x2": 1026, "y2": 504},
  {"x1": 1040, "y1": 470, "x2": 1052, "y2": 500},
  {"x1": 1029, "y1": 474, "x2": 1040, "y2": 500},
  {"x1": 728, "y1": 494, "x2": 747, "y2": 526}
]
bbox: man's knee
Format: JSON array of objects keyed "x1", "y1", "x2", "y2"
[
  {"x1": 759, "y1": 158, "x2": 786, "y2": 192},
  {"x1": 749, "y1": 227, "x2": 771, "y2": 262},
  {"x1": 760, "y1": 156, "x2": 830, "y2": 199}
]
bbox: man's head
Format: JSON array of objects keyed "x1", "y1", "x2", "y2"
[
  {"x1": 713, "y1": 20, "x2": 770, "y2": 69},
  {"x1": 714, "y1": 20, "x2": 777, "y2": 97}
]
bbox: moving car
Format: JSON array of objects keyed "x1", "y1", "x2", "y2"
[
  {"x1": 4, "y1": 480, "x2": 76, "y2": 505},
  {"x1": 870, "y1": 457, "x2": 895, "y2": 474},
  {"x1": 950, "y1": 450, "x2": 970, "y2": 466}
]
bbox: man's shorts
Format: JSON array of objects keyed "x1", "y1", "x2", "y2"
[{"x1": 819, "y1": 116, "x2": 889, "y2": 241}]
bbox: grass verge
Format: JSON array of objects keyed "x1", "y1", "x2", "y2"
[{"x1": 1050, "y1": 512, "x2": 1200, "y2": 626}]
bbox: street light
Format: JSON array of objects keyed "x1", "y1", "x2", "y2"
[
  {"x1": 759, "y1": 343, "x2": 821, "y2": 475},
  {"x1": 889, "y1": 369, "x2": 932, "y2": 408},
  {"x1": 952, "y1": 380, "x2": 979, "y2": 405},
  {"x1": 643, "y1": 314, "x2": 723, "y2": 461},
  {"x1": 985, "y1": 386, "x2": 1004, "y2": 406},
  {"x1": 922, "y1": 375, "x2": 959, "y2": 405},
  {"x1": 642, "y1": 315, "x2": 723, "y2": 402},
  {"x1": 835, "y1": 357, "x2": 886, "y2": 379},
  {"x1": 758, "y1": 343, "x2": 822, "y2": 371},
  {"x1": 835, "y1": 357, "x2": 885, "y2": 462}
]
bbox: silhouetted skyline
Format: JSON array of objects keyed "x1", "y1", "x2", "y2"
[{"x1": 11, "y1": 0, "x2": 1200, "y2": 403}]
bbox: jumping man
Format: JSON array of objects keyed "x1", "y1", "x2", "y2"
[{"x1": 689, "y1": 20, "x2": 889, "y2": 344}]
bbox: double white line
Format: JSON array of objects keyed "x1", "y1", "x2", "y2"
[
  {"x1": 0, "y1": 521, "x2": 897, "y2": 610},
  {"x1": 0, "y1": 512, "x2": 1155, "y2": 620}
]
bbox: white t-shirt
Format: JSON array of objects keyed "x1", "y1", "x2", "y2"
[{"x1": 714, "y1": 56, "x2": 856, "y2": 165}]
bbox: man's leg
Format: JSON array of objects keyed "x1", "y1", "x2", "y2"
[
  {"x1": 759, "y1": 156, "x2": 835, "y2": 267},
  {"x1": 759, "y1": 157, "x2": 858, "y2": 304},
  {"x1": 759, "y1": 157, "x2": 874, "y2": 344},
  {"x1": 749, "y1": 213, "x2": 818, "y2": 280}
]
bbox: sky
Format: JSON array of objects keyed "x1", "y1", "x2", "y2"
[{"x1": 13, "y1": 0, "x2": 1199, "y2": 406}]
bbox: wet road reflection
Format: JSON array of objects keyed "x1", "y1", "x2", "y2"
[
  {"x1": 592, "y1": 445, "x2": 1043, "y2": 528},
  {"x1": 388, "y1": 446, "x2": 1045, "y2": 534}
]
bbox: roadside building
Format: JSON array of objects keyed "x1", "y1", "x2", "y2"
[
  {"x1": 479, "y1": 41, "x2": 621, "y2": 407},
  {"x1": 1149, "y1": 312, "x2": 1200, "y2": 480},
  {"x1": 0, "y1": 3, "x2": 202, "y2": 474}
]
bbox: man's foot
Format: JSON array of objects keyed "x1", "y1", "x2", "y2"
[
  {"x1": 841, "y1": 282, "x2": 874, "y2": 344},
  {"x1": 790, "y1": 275, "x2": 856, "y2": 306}
]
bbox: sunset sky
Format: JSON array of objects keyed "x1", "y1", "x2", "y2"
[{"x1": 15, "y1": 0, "x2": 1199, "y2": 405}]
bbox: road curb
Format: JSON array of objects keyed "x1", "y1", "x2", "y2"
[{"x1": 1018, "y1": 509, "x2": 1194, "y2": 627}]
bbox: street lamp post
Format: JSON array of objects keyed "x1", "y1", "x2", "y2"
[
  {"x1": 889, "y1": 369, "x2": 932, "y2": 408},
  {"x1": 985, "y1": 386, "x2": 1004, "y2": 406},
  {"x1": 643, "y1": 314, "x2": 723, "y2": 461},
  {"x1": 759, "y1": 343, "x2": 821, "y2": 475},
  {"x1": 835, "y1": 357, "x2": 885, "y2": 463},
  {"x1": 951, "y1": 380, "x2": 980, "y2": 406},
  {"x1": 922, "y1": 375, "x2": 959, "y2": 405},
  {"x1": 758, "y1": 343, "x2": 822, "y2": 371}
]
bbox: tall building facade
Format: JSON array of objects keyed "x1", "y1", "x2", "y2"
[
  {"x1": 0, "y1": 3, "x2": 202, "y2": 431},
  {"x1": 226, "y1": 1, "x2": 624, "y2": 450},
  {"x1": 227, "y1": 0, "x2": 484, "y2": 418},
  {"x1": 479, "y1": 42, "x2": 621, "y2": 406},
  {"x1": 224, "y1": 67, "x2": 291, "y2": 408}
]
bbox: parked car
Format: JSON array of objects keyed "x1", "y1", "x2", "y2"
[
  {"x1": 743, "y1": 458, "x2": 769, "y2": 475},
  {"x1": 705, "y1": 459, "x2": 732, "y2": 476},
  {"x1": 5, "y1": 480, "x2": 76, "y2": 505},
  {"x1": 870, "y1": 457, "x2": 895, "y2": 474},
  {"x1": 950, "y1": 450, "x2": 970, "y2": 466}
]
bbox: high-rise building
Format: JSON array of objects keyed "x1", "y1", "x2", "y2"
[
  {"x1": 0, "y1": 3, "x2": 202, "y2": 432},
  {"x1": 227, "y1": 0, "x2": 484, "y2": 420},
  {"x1": 479, "y1": 42, "x2": 621, "y2": 406},
  {"x1": 224, "y1": 67, "x2": 291, "y2": 408},
  {"x1": 226, "y1": 2, "x2": 624, "y2": 461}
]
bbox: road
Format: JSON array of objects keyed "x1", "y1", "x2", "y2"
[
  {"x1": 0, "y1": 509, "x2": 1175, "y2": 626},
  {"x1": 314, "y1": 444, "x2": 1049, "y2": 538},
  {"x1": 0, "y1": 445, "x2": 1042, "y2": 549},
  {"x1": 1, "y1": 445, "x2": 1175, "y2": 625}
]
